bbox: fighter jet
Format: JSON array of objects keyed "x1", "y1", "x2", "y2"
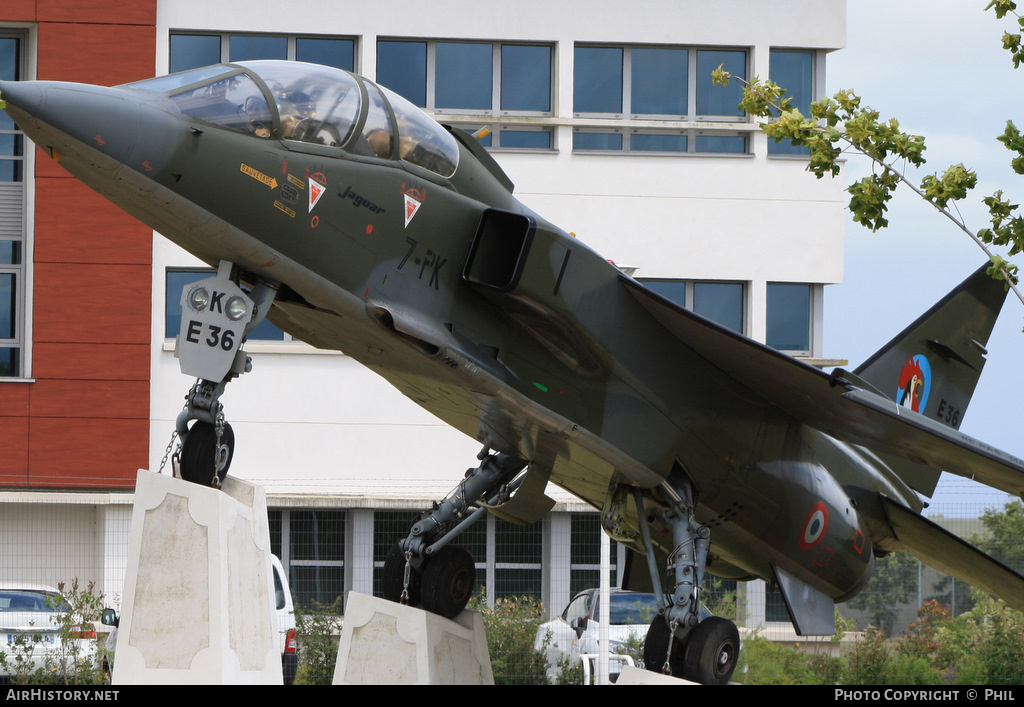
[{"x1": 4, "y1": 60, "x2": 1024, "y2": 684}]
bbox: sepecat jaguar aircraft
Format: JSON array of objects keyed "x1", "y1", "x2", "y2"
[{"x1": 4, "y1": 60, "x2": 1024, "y2": 684}]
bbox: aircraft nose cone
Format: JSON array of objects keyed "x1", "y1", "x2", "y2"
[
  {"x1": 0, "y1": 79, "x2": 183, "y2": 178},
  {"x1": 2, "y1": 80, "x2": 142, "y2": 167},
  {"x1": 0, "y1": 79, "x2": 45, "y2": 119}
]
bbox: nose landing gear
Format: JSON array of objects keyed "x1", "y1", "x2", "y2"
[{"x1": 165, "y1": 261, "x2": 277, "y2": 488}]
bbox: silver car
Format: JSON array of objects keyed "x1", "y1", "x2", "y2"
[{"x1": 0, "y1": 584, "x2": 98, "y2": 681}]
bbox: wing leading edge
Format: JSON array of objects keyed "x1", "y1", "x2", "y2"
[{"x1": 621, "y1": 274, "x2": 1024, "y2": 499}]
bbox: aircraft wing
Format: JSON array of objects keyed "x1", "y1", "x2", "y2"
[
  {"x1": 880, "y1": 495, "x2": 1024, "y2": 612},
  {"x1": 621, "y1": 277, "x2": 1024, "y2": 499}
]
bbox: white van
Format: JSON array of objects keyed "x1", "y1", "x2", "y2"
[{"x1": 270, "y1": 555, "x2": 298, "y2": 684}]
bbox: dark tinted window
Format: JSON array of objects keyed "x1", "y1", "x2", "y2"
[
  {"x1": 170, "y1": 34, "x2": 221, "y2": 73},
  {"x1": 574, "y1": 46, "x2": 623, "y2": 114}
]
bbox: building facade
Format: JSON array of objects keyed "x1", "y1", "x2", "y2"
[{"x1": 1, "y1": 0, "x2": 846, "y2": 624}]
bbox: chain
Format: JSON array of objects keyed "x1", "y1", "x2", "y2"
[
  {"x1": 212, "y1": 402, "x2": 226, "y2": 488},
  {"x1": 157, "y1": 429, "x2": 179, "y2": 475},
  {"x1": 400, "y1": 549, "x2": 412, "y2": 604},
  {"x1": 662, "y1": 619, "x2": 680, "y2": 675}
]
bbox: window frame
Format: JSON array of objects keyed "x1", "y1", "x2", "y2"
[
  {"x1": 766, "y1": 281, "x2": 815, "y2": 356},
  {"x1": 767, "y1": 48, "x2": 817, "y2": 157},
  {"x1": 572, "y1": 43, "x2": 749, "y2": 122},
  {"x1": 270, "y1": 508, "x2": 346, "y2": 607},
  {"x1": 376, "y1": 38, "x2": 554, "y2": 119},
  {"x1": 169, "y1": 31, "x2": 358, "y2": 73},
  {"x1": 376, "y1": 38, "x2": 555, "y2": 152},
  {"x1": 638, "y1": 278, "x2": 747, "y2": 336},
  {"x1": 572, "y1": 127, "x2": 750, "y2": 155},
  {"x1": 0, "y1": 28, "x2": 30, "y2": 379}
]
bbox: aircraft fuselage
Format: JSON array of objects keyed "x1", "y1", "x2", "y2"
[{"x1": 2, "y1": 62, "x2": 906, "y2": 608}]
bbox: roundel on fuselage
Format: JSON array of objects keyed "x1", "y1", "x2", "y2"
[{"x1": 798, "y1": 501, "x2": 828, "y2": 550}]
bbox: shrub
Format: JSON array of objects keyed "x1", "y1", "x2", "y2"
[
  {"x1": 293, "y1": 597, "x2": 343, "y2": 685},
  {"x1": 469, "y1": 593, "x2": 549, "y2": 685}
]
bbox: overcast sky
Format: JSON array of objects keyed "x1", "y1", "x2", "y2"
[{"x1": 823, "y1": 1, "x2": 1022, "y2": 512}]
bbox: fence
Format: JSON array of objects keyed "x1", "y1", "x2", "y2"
[{"x1": 2, "y1": 491, "x2": 1021, "y2": 684}]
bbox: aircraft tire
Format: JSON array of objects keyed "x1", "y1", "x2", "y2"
[
  {"x1": 179, "y1": 421, "x2": 233, "y2": 486},
  {"x1": 420, "y1": 545, "x2": 475, "y2": 619},
  {"x1": 682, "y1": 616, "x2": 740, "y2": 685},
  {"x1": 642, "y1": 614, "x2": 686, "y2": 678},
  {"x1": 382, "y1": 541, "x2": 421, "y2": 607}
]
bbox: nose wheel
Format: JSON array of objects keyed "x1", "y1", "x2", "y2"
[{"x1": 179, "y1": 420, "x2": 234, "y2": 487}]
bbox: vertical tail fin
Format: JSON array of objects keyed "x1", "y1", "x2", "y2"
[{"x1": 852, "y1": 264, "x2": 1009, "y2": 497}]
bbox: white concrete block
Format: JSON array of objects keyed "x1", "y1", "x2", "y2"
[
  {"x1": 615, "y1": 665, "x2": 697, "y2": 685},
  {"x1": 333, "y1": 592, "x2": 493, "y2": 685},
  {"x1": 111, "y1": 470, "x2": 281, "y2": 685}
]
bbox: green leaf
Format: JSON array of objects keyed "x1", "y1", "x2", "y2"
[
  {"x1": 986, "y1": 0, "x2": 1018, "y2": 20},
  {"x1": 920, "y1": 164, "x2": 977, "y2": 208}
]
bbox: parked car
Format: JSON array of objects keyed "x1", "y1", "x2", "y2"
[
  {"x1": 270, "y1": 555, "x2": 298, "y2": 685},
  {"x1": 100, "y1": 555, "x2": 297, "y2": 684},
  {"x1": 535, "y1": 589, "x2": 660, "y2": 682},
  {"x1": 0, "y1": 583, "x2": 98, "y2": 682}
]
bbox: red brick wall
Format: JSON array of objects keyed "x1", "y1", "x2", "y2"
[{"x1": 0, "y1": 1, "x2": 156, "y2": 488}]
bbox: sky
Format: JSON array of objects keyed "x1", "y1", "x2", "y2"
[{"x1": 823, "y1": 1, "x2": 1022, "y2": 513}]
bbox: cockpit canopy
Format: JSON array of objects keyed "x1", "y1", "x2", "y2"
[{"x1": 126, "y1": 60, "x2": 459, "y2": 179}]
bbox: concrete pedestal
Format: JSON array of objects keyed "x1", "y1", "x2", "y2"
[
  {"x1": 111, "y1": 469, "x2": 281, "y2": 685},
  {"x1": 615, "y1": 665, "x2": 697, "y2": 685},
  {"x1": 333, "y1": 592, "x2": 493, "y2": 685}
]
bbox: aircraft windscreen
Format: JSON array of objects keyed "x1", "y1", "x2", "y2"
[
  {"x1": 239, "y1": 60, "x2": 360, "y2": 148},
  {"x1": 126, "y1": 65, "x2": 237, "y2": 95},
  {"x1": 166, "y1": 72, "x2": 273, "y2": 138}
]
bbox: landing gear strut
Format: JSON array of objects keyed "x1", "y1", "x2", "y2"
[
  {"x1": 167, "y1": 261, "x2": 277, "y2": 488},
  {"x1": 382, "y1": 448, "x2": 527, "y2": 618},
  {"x1": 636, "y1": 475, "x2": 740, "y2": 684}
]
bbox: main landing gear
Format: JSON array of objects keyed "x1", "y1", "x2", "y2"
[
  {"x1": 630, "y1": 476, "x2": 740, "y2": 685},
  {"x1": 382, "y1": 448, "x2": 527, "y2": 618},
  {"x1": 164, "y1": 261, "x2": 277, "y2": 488}
]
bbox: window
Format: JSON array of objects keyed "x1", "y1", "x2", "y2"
[
  {"x1": 572, "y1": 45, "x2": 749, "y2": 155},
  {"x1": 569, "y1": 513, "x2": 618, "y2": 596},
  {"x1": 0, "y1": 32, "x2": 25, "y2": 377},
  {"x1": 494, "y1": 517, "x2": 543, "y2": 599},
  {"x1": 378, "y1": 40, "x2": 551, "y2": 115},
  {"x1": 169, "y1": 32, "x2": 356, "y2": 73},
  {"x1": 165, "y1": 269, "x2": 288, "y2": 341},
  {"x1": 573, "y1": 45, "x2": 746, "y2": 119},
  {"x1": 640, "y1": 279, "x2": 745, "y2": 334},
  {"x1": 572, "y1": 129, "x2": 747, "y2": 154},
  {"x1": 766, "y1": 283, "x2": 812, "y2": 354},
  {"x1": 694, "y1": 282, "x2": 744, "y2": 333},
  {"x1": 768, "y1": 50, "x2": 814, "y2": 156},
  {"x1": 270, "y1": 509, "x2": 346, "y2": 606},
  {"x1": 377, "y1": 39, "x2": 554, "y2": 149}
]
